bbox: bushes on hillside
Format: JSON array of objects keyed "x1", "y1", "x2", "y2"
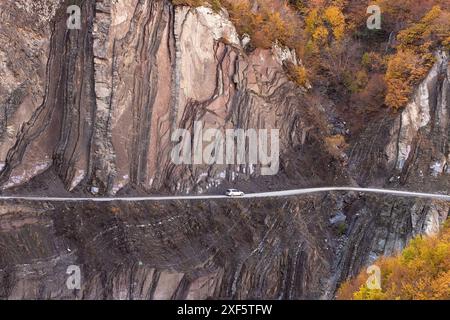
[
  {"x1": 384, "y1": 5, "x2": 450, "y2": 109},
  {"x1": 337, "y1": 221, "x2": 450, "y2": 300},
  {"x1": 285, "y1": 62, "x2": 310, "y2": 87},
  {"x1": 223, "y1": 0, "x2": 300, "y2": 50},
  {"x1": 305, "y1": 5, "x2": 346, "y2": 51},
  {"x1": 172, "y1": 0, "x2": 450, "y2": 111},
  {"x1": 172, "y1": 0, "x2": 204, "y2": 6},
  {"x1": 385, "y1": 49, "x2": 432, "y2": 109}
]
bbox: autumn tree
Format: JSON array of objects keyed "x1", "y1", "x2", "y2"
[
  {"x1": 384, "y1": 49, "x2": 431, "y2": 109},
  {"x1": 324, "y1": 6, "x2": 346, "y2": 40}
]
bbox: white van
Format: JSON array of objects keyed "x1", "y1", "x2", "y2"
[{"x1": 225, "y1": 189, "x2": 245, "y2": 197}]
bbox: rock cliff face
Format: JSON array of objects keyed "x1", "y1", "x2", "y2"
[
  {"x1": 0, "y1": 0, "x2": 343, "y2": 194},
  {"x1": 0, "y1": 0, "x2": 448, "y2": 299}
]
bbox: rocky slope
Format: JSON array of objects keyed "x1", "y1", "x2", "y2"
[
  {"x1": 0, "y1": 0, "x2": 345, "y2": 194},
  {"x1": 0, "y1": 0, "x2": 448, "y2": 299}
]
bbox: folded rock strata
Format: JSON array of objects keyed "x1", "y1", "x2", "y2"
[{"x1": 0, "y1": 0, "x2": 448, "y2": 299}]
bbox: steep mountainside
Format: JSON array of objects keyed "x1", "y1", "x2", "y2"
[{"x1": 0, "y1": 0, "x2": 448, "y2": 299}]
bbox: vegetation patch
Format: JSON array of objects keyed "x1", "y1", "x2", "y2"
[{"x1": 171, "y1": 0, "x2": 450, "y2": 110}]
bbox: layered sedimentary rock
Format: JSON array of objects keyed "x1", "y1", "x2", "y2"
[
  {"x1": 0, "y1": 0, "x2": 448, "y2": 299},
  {"x1": 0, "y1": 193, "x2": 447, "y2": 299},
  {"x1": 0, "y1": 0, "x2": 341, "y2": 195}
]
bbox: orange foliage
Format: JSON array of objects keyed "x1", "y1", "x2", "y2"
[
  {"x1": 324, "y1": 6, "x2": 346, "y2": 40},
  {"x1": 172, "y1": 0, "x2": 449, "y2": 106},
  {"x1": 285, "y1": 62, "x2": 310, "y2": 88},
  {"x1": 385, "y1": 49, "x2": 432, "y2": 109},
  {"x1": 384, "y1": 5, "x2": 449, "y2": 109},
  {"x1": 222, "y1": 0, "x2": 300, "y2": 49}
]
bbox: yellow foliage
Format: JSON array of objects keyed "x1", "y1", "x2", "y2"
[
  {"x1": 286, "y1": 63, "x2": 310, "y2": 88},
  {"x1": 222, "y1": 0, "x2": 298, "y2": 49},
  {"x1": 397, "y1": 5, "x2": 450, "y2": 50},
  {"x1": 361, "y1": 52, "x2": 385, "y2": 72},
  {"x1": 444, "y1": 37, "x2": 450, "y2": 51},
  {"x1": 383, "y1": 5, "x2": 450, "y2": 110},
  {"x1": 172, "y1": 0, "x2": 448, "y2": 98},
  {"x1": 172, "y1": 0, "x2": 222, "y2": 11},
  {"x1": 324, "y1": 6, "x2": 346, "y2": 40},
  {"x1": 385, "y1": 49, "x2": 433, "y2": 110},
  {"x1": 312, "y1": 26, "x2": 329, "y2": 44},
  {"x1": 325, "y1": 134, "x2": 347, "y2": 158},
  {"x1": 305, "y1": 6, "x2": 345, "y2": 47},
  {"x1": 337, "y1": 221, "x2": 450, "y2": 300}
]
